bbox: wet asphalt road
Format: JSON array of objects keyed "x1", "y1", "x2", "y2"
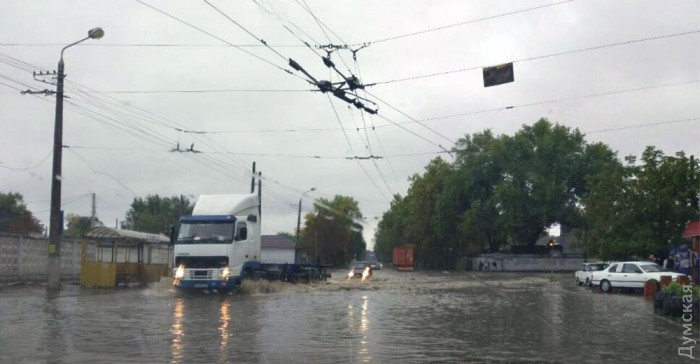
[{"x1": 0, "y1": 270, "x2": 689, "y2": 363}]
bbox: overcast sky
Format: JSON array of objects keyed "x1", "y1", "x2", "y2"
[{"x1": 1, "y1": 0, "x2": 698, "y2": 249}]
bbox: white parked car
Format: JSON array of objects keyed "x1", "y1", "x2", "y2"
[
  {"x1": 574, "y1": 262, "x2": 609, "y2": 287},
  {"x1": 590, "y1": 261, "x2": 687, "y2": 293}
]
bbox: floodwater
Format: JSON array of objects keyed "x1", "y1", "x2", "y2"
[{"x1": 0, "y1": 270, "x2": 687, "y2": 363}]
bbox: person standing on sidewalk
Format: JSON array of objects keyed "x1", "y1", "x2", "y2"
[{"x1": 663, "y1": 255, "x2": 675, "y2": 271}]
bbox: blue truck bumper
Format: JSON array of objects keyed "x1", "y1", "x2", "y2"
[{"x1": 174, "y1": 277, "x2": 240, "y2": 290}]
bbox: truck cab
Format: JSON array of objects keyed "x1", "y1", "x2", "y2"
[{"x1": 172, "y1": 194, "x2": 261, "y2": 290}]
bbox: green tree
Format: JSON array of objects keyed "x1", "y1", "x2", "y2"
[
  {"x1": 494, "y1": 119, "x2": 593, "y2": 246},
  {"x1": 300, "y1": 195, "x2": 365, "y2": 267},
  {"x1": 374, "y1": 194, "x2": 410, "y2": 264},
  {"x1": 582, "y1": 148, "x2": 700, "y2": 259},
  {"x1": 453, "y1": 130, "x2": 508, "y2": 253},
  {"x1": 65, "y1": 214, "x2": 101, "y2": 239},
  {"x1": 450, "y1": 119, "x2": 609, "y2": 250},
  {"x1": 124, "y1": 195, "x2": 192, "y2": 234},
  {"x1": 0, "y1": 192, "x2": 43, "y2": 235},
  {"x1": 404, "y1": 158, "x2": 453, "y2": 268},
  {"x1": 276, "y1": 231, "x2": 296, "y2": 242},
  {"x1": 374, "y1": 158, "x2": 456, "y2": 269},
  {"x1": 375, "y1": 118, "x2": 623, "y2": 269}
]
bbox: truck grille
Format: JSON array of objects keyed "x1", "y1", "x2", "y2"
[{"x1": 180, "y1": 269, "x2": 225, "y2": 280}]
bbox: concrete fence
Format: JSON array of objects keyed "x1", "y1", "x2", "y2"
[
  {"x1": 466, "y1": 253, "x2": 585, "y2": 272},
  {"x1": 0, "y1": 233, "x2": 82, "y2": 283},
  {"x1": 0, "y1": 233, "x2": 172, "y2": 284}
]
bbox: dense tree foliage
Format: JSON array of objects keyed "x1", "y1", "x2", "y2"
[
  {"x1": 123, "y1": 195, "x2": 192, "y2": 234},
  {"x1": 65, "y1": 214, "x2": 102, "y2": 239},
  {"x1": 0, "y1": 192, "x2": 43, "y2": 235},
  {"x1": 299, "y1": 195, "x2": 366, "y2": 267},
  {"x1": 374, "y1": 118, "x2": 698, "y2": 267},
  {"x1": 581, "y1": 148, "x2": 700, "y2": 260}
]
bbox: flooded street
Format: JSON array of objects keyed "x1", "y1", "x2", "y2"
[{"x1": 0, "y1": 270, "x2": 684, "y2": 363}]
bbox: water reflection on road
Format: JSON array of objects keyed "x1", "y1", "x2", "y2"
[{"x1": 0, "y1": 270, "x2": 683, "y2": 363}]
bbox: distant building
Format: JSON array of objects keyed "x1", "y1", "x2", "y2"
[{"x1": 261, "y1": 235, "x2": 296, "y2": 264}]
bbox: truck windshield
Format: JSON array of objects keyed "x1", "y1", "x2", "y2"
[{"x1": 177, "y1": 222, "x2": 234, "y2": 244}]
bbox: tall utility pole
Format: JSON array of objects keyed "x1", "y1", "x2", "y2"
[
  {"x1": 90, "y1": 193, "x2": 96, "y2": 228},
  {"x1": 295, "y1": 187, "x2": 316, "y2": 264},
  {"x1": 47, "y1": 27, "x2": 104, "y2": 290}
]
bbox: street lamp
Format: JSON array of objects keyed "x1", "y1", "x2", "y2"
[
  {"x1": 294, "y1": 187, "x2": 316, "y2": 264},
  {"x1": 47, "y1": 27, "x2": 104, "y2": 290}
]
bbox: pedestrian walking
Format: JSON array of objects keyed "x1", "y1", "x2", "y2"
[{"x1": 663, "y1": 256, "x2": 675, "y2": 271}]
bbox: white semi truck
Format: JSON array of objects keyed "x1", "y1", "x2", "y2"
[
  {"x1": 171, "y1": 166, "x2": 327, "y2": 291},
  {"x1": 171, "y1": 193, "x2": 263, "y2": 290}
]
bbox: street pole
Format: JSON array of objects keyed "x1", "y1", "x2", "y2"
[
  {"x1": 47, "y1": 28, "x2": 104, "y2": 290},
  {"x1": 295, "y1": 187, "x2": 315, "y2": 264}
]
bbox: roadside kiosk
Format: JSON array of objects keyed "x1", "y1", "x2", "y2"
[{"x1": 80, "y1": 227, "x2": 171, "y2": 288}]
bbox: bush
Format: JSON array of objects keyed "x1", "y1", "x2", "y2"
[
  {"x1": 661, "y1": 282, "x2": 699, "y2": 299},
  {"x1": 657, "y1": 282, "x2": 700, "y2": 319}
]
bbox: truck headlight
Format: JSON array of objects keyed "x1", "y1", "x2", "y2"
[
  {"x1": 222, "y1": 267, "x2": 230, "y2": 281},
  {"x1": 175, "y1": 264, "x2": 185, "y2": 279}
]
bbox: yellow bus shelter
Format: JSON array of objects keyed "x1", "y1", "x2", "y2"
[{"x1": 80, "y1": 227, "x2": 172, "y2": 288}]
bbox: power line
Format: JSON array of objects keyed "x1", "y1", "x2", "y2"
[
  {"x1": 3, "y1": 54, "x2": 384, "y2": 220},
  {"x1": 0, "y1": 52, "x2": 43, "y2": 73},
  {"x1": 63, "y1": 99, "x2": 173, "y2": 148},
  {"x1": 326, "y1": 94, "x2": 354, "y2": 149},
  {"x1": 378, "y1": 79, "x2": 700, "y2": 127},
  {"x1": 251, "y1": 0, "x2": 325, "y2": 58},
  {"x1": 40, "y1": 71, "x2": 698, "y2": 141},
  {"x1": 344, "y1": 104, "x2": 395, "y2": 196},
  {"x1": 0, "y1": 72, "x2": 36, "y2": 89},
  {"x1": 56, "y1": 143, "x2": 452, "y2": 161},
  {"x1": 0, "y1": 150, "x2": 52, "y2": 171},
  {"x1": 54, "y1": 64, "x2": 267, "y2": 184},
  {"x1": 0, "y1": 43, "x2": 306, "y2": 48},
  {"x1": 373, "y1": 112, "x2": 444, "y2": 149},
  {"x1": 366, "y1": 111, "x2": 401, "y2": 185},
  {"x1": 586, "y1": 117, "x2": 700, "y2": 134},
  {"x1": 294, "y1": 0, "x2": 354, "y2": 74},
  {"x1": 66, "y1": 146, "x2": 162, "y2": 152},
  {"x1": 67, "y1": 148, "x2": 139, "y2": 197},
  {"x1": 350, "y1": 49, "x2": 402, "y2": 186},
  {"x1": 346, "y1": 104, "x2": 372, "y2": 152},
  {"x1": 366, "y1": 90, "x2": 454, "y2": 145},
  {"x1": 515, "y1": 30, "x2": 699, "y2": 64},
  {"x1": 387, "y1": 151, "x2": 451, "y2": 158},
  {"x1": 25, "y1": 193, "x2": 91, "y2": 206},
  {"x1": 5, "y1": 51, "x2": 242, "y2": 159},
  {"x1": 134, "y1": 0, "x2": 301, "y2": 81},
  {"x1": 324, "y1": 86, "x2": 391, "y2": 201},
  {"x1": 369, "y1": 0, "x2": 575, "y2": 45},
  {"x1": 202, "y1": 0, "x2": 289, "y2": 63},
  {"x1": 0, "y1": 80, "x2": 24, "y2": 92},
  {"x1": 370, "y1": 30, "x2": 700, "y2": 86},
  {"x1": 67, "y1": 88, "x2": 316, "y2": 94},
  {"x1": 355, "y1": 159, "x2": 390, "y2": 202}
]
